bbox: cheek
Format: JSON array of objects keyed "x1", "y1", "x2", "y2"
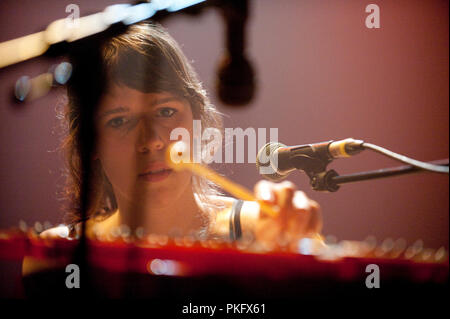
[
  {"x1": 162, "y1": 111, "x2": 195, "y2": 146},
  {"x1": 97, "y1": 137, "x2": 136, "y2": 184},
  {"x1": 98, "y1": 134, "x2": 134, "y2": 160},
  {"x1": 177, "y1": 109, "x2": 194, "y2": 139}
]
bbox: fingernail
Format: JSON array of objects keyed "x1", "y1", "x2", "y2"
[
  {"x1": 293, "y1": 192, "x2": 308, "y2": 209},
  {"x1": 259, "y1": 186, "x2": 273, "y2": 201}
]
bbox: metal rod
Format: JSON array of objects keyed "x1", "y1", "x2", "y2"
[{"x1": 332, "y1": 159, "x2": 449, "y2": 185}]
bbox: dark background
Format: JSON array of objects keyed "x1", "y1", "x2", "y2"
[{"x1": 0, "y1": 0, "x2": 448, "y2": 297}]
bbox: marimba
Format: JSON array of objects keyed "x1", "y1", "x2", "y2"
[{"x1": 0, "y1": 228, "x2": 447, "y2": 307}]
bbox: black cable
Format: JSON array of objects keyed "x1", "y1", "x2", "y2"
[{"x1": 362, "y1": 142, "x2": 449, "y2": 174}]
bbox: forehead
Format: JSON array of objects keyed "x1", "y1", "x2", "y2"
[{"x1": 98, "y1": 84, "x2": 185, "y2": 111}]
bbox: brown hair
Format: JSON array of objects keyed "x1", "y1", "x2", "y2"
[{"x1": 61, "y1": 22, "x2": 223, "y2": 228}]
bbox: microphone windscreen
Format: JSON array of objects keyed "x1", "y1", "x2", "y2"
[{"x1": 256, "y1": 142, "x2": 287, "y2": 182}]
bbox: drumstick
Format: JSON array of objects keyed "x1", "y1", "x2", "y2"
[{"x1": 166, "y1": 141, "x2": 279, "y2": 218}]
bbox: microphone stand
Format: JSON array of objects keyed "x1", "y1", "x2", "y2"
[{"x1": 308, "y1": 159, "x2": 449, "y2": 192}]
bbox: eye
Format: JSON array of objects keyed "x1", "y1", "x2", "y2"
[
  {"x1": 106, "y1": 116, "x2": 128, "y2": 128},
  {"x1": 156, "y1": 107, "x2": 177, "y2": 118}
]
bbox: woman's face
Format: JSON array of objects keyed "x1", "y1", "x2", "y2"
[{"x1": 95, "y1": 84, "x2": 194, "y2": 207}]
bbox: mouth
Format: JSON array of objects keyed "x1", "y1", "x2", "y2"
[{"x1": 138, "y1": 168, "x2": 173, "y2": 182}]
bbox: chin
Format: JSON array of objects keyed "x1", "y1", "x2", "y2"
[{"x1": 143, "y1": 190, "x2": 179, "y2": 208}]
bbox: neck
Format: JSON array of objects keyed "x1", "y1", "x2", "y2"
[{"x1": 113, "y1": 185, "x2": 205, "y2": 237}]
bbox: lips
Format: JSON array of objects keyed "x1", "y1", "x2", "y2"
[
  {"x1": 138, "y1": 163, "x2": 173, "y2": 182},
  {"x1": 141, "y1": 168, "x2": 171, "y2": 175}
]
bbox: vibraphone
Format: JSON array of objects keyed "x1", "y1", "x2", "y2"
[{"x1": 0, "y1": 227, "x2": 448, "y2": 308}]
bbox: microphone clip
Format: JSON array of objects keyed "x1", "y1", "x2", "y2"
[
  {"x1": 308, "y1": 169, "x2": 340, "y2": 192},
  {"x1": 293, "y1": 157, "x2": 340, "y2": 192}
]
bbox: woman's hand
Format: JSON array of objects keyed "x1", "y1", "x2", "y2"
[{"x1": 253, "y1": 180, "x2": 322, "y2": 250}]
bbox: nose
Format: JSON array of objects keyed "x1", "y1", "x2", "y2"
[{"x1": 136, "y1": 118, "x2": 164, "y2": 153}]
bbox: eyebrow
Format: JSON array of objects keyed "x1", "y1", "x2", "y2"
[
  {"x1": 99, "y1": 97, "x2": 182, "y2": 119},
  {"x1": 150, "y1": 97, "x2": 181, "y2": 107},
  {"x1": 99, "y1": 106, "x2": 130, "y2": 119}
]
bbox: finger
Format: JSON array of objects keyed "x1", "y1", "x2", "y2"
[
  {"x1": 287, "y1": 192, "x2": 319, "y2": 238},
  {"x1": 292, "y1": 190, "x2": 311, "y2": 211},
  {"x1": 273, "y1": 181, "x2": 297, "y2": 210},
  {"x1": 290, "y1": 199, "x2": 322, "y2": 239},
  {"x1": 271, "y1": 181, "x2": 297, "y2": 234},
  {"x1": 254, "y1": 180, "x2": 276, "y2": 204},
  {"x1": 305, "y1": 200, "x2": 323, "y2": 235},
  {"x1": 286, "y1": 204, "x2": 311, "y2": 237}
]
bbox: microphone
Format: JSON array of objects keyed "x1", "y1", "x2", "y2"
[{"x1": 256, "y1": 138, "x2": 364, "y2": 181}]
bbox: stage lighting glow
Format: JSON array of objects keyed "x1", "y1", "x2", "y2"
[
  {"x1": 166, "y1": 0, "x2": 206, "y2": 12},
  {"x1": 123, "y1": 3, "x2": 157, "y2": 25},
  {"x1": 54, "y1": 62, "x2": 72, "y2": 85},
  {"x1": 103, "y1": 4, "x2": 132, "y2": 25},
  {"x1": 14, "y1": 76, "x2": 31, "y2": 102}
]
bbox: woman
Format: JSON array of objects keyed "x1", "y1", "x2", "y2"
[{"x1": 36, "y1": 22, "x2": 322, "y2": 249}]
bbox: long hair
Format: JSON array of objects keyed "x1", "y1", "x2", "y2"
[{"x1": 61, "y1": 22, "x2": 224, "y2": 229}]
